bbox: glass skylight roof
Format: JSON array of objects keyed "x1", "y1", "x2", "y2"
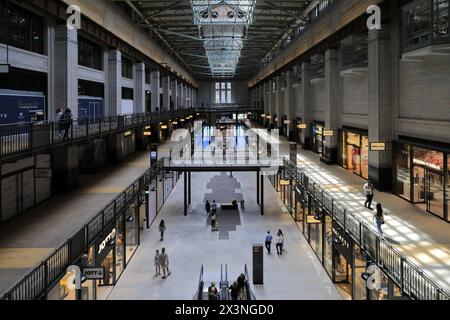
[{"x1": 191, "y1": 0, "x2": 257, "y2": 77}]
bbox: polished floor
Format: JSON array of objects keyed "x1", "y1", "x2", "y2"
[{"x1": 107, "y1": 171, "x2": 341, "y2": 300}]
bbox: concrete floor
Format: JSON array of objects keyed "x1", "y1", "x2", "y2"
[{"x1": 107, "y1": 171, "x2": 341, "y2": 300}]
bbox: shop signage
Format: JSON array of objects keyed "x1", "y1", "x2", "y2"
[
  {"x1": 323, "y1": 130, "x2": 334, "y2": 137},
  {"x1": 123, "y1": 130, "x2": 132, "y2": 137},
  {"x1": 143, "y1": 131, "x2": 152, "y2": 136},
  {"x1": 160, "y1": 125, "x2": 168, "y2": 129},
  {"x1": 82, "y1": 267, "x2": 105, "y2": 280},
  {"x1": 306, "y1": 215, "x2": 322, "y2": 224},
  {"x1": 279, "y1": 179, "x2": 290, "y2": 186},
  {"x1": 145, "y1": 125, "x2": 151, "y2": 130},
  {"x1": 332, "y1": 221, "x2": 353, "y2": 263},
  {"x1": 284, "y1": 120, "x2": 290, "y2": 124},
  {"x1": 172, "y1": 121, "x2": 178, "y2": 125},
  {"x1": 297, "y1": 124, "x2": 307, "y2": 129},
  {"x1": 96, "y1": 227, "x2": 116, "y2": 259},
  {"x1": 370, "y1": 142, "x2": 386, "y2": 151}
]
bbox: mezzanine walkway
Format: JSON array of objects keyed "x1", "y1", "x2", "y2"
[{"x1": 0, "y1": 150, "x2": 153, "y2": 295}]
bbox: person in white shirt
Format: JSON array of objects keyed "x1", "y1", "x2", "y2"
[
  {"x1": 275, "y1": 230, "x2": 284, "y2": 255},
  {"x1": 363, "y1": 181, "x2": 375, "y2": 210}
]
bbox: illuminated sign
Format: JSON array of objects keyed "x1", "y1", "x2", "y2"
[
  {"x1": 279, "y1": 179, "x2": 290, "y2": 186},
  {"x1": 323, "y1": 130, "x2": 334, "y2": 137},
  {"x1": 306, "y1": 215, "x2": 322, "y2": 224},
  {"x1": 143, "y1": 131, "x2": 152, "y2": 136},
  {"x1": 160, "y1": 125, "x2": 168, "y2": 129},
  {"x1": 261, "y1": 114, "x2": 266, "y2": 118},
  {"x1": 370, "y1": 142, "x2": 386, "y2": 151},
  {"x1": 97, "y1": 228, "x2": 116, "y2": 255},
  {"x1": 123, "y1": 130, "x2": 132, "y2": 137},
  {"x1": 145, "y1": 125, "x2": 151, "y2": 130},
  {"x1": 172, "y1": 121, "x2": 178, "y2": 125},
  {"x1": 297, "y1": 124, "x2": 307, "y2": 129},
  {"x1": 284, "y1": 120, "x2": 291, "y2": 124}
]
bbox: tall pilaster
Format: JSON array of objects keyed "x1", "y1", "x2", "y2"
[
  {"x1": 301, "y1": 62, "x2": 312, "y2": 148},
  {"x1": 368, "y1": 26, "x2": 395, "y2": 190},
  {"x1": 105, "y1": 50, "x2": 121, "y2": 116},
  {"x1": 53, "y1": 25, "x2": 78, "y2": 118},
  {"x1": 171, "y1": 79, "x2": 178, "y2": 110},
  {"x1": 322, "y1": 49, "x2": 341, "y2": 164},
  {"x1": 134, "y1": 62, "x2": 145, "y2": 114},
  {"x1": 162, "y1": 75, "x2": 170, "y2": 111},
  {"x1": 285, "y1": 70, "x2": 295, "y2": 139},
  {"x1": 151, "y1": 71, "x2": 160, "y2": 112}
]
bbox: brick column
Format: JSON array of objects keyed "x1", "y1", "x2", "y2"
[
  {"x1": 368, "y1": 26, "x2": 396, "y2": 190},
  {"x1": 322, "y1": 49, "x2": 342, "y2": 164},
  {"x1": 134, "y1": 62, "x2": 145, "y2": 114},
  {"x1": 105, "y1": 50, "x2": 121, "y2": 116},
  {"x1": 53, "y1": 25, "x2": 78, "y2": 118},
  {"x1": 151, "y1": 71, "x2": 160, "y2": 112},
  {"x1": 301, "y1": 62, "x2": 313, "y2": 148}
]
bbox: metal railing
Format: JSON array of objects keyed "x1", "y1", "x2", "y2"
[
  {"x1": 0, "y1": 109, "x2": 200, "y2": 160},
  {"x1": 244, "y1": 264, "x2": 256, "y2": 300},
  {"x1": 0, "y1": 158, "x2": 176, "y2": 300},
  {"x1": 280, "y1": 158, "x2": 450, "y2": 300},
  {"x1": 195, "y1": 265, "x2": 204, "y2": 301}
]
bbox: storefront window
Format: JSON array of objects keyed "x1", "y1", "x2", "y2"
[
  {"x1": 309, "y1": 198, "x2": 323, "y2": 263},
  {"x1": 394, "y1": 143, "x2": 411, "y2": 200},
  {"x1": 313, "y1": 124, "x2": 324, "y2": 156},
  {"x1": 125, "y1": 207, "x2": 139, "y2": 264},
  {"x1": 324, "y1": 214, "x2": 333, "y2": 277},
  {"x1": 368, "y1": 266, "x2": 389, "y2": 300},
  {"x1": 353, "y1": 245, "x2": 369, "y2": 300},
  {"x1": 332, "y1": 221, "x2": 353, "y2": 300},
  {"x1": 341, "y1": 131, "x2": 369, "y2": 179},
  {"x1": 412, "y1": 147, "x2": 445, "y2": 218},
  {"x1": 115, "y1": 215, "x2": 125, "y2": 279},
  {"x1": 446, "y1": 155, "x2": 450, "y2": 222}
]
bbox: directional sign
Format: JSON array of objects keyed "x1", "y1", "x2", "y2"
[{"x1": 83, "y1": 267, "x2": 105, "y2": 280}]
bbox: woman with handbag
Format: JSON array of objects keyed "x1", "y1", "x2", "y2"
[{"x1": 373, "y1": 203, "x2": 385, "y2": 237}]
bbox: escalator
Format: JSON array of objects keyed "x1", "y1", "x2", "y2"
[{"x1": 194, "y1": 264, "x2": 256, "y2": 300}]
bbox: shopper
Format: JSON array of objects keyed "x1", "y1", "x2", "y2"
[
  {"x1": 276, "y1": 230, "x2": 284, "y2": 255},
  {"x1": 158, "y1": 247, "x2": 171, "y2": 278},
  {"x1": 229, "y1": 281, "x2": 240, "y2": 300},
  {"x1": 159, "y1": 220, "x2": 166, "y2": 241},
  {"x1": 363, "y1": 180, "x2": 375, "y2": 210},
  {"x1": 154, "y1": 249, "x2": 161, "y2": 276},
  {"x1": 265, "y1": 231, "x2": 273, "y2": 254},
  {"x1": 211, "y1": 200, "x2": 217, "y2": 215},
  {"x1": 205, "y1": 200, "x2": 211, "y2": 216},
  {"x1": 237, "y1": 274, "x2": 247, "y2": 300},
  {"x1": 208, "y1": 282, "x2": 219, "y2": 300},
  {"x1": 211, "y1": 212, "x2": 218, "y2": 231},
  {"x1": 373, "y1": 203, "x2": 385, "y2": 237},
  {"x1": 55, "y1": 108, "x2": 64, "y2": 138},
  {"x1": 61, "y1": 108, "x2": 73, "y2": 140}
]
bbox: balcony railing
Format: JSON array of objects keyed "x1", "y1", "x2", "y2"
[{"x1": 402, "y1": 0, "x2": 450, "y2": 53}]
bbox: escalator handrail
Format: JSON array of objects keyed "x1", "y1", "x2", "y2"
[
  {"x1": 244, "y1": 264, "x2": 256, "y2": 300},
  {"x1": 197, "y1": 265, "x2": 204, "y2": 300}
]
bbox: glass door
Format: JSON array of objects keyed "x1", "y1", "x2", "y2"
[{"x1": 426, "y1": 168, "x2": 445, "y2": 218}]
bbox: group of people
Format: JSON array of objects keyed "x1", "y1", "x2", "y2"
[
  {"x1": 205, "y1": 200, "x2": 219, "y2": 231},
  {"x1": 363, "y1": 181, "x2": 386, "y2": 237},
  {"x1": 208, "y1": 273, "x2": 247, "y2": 300},
  {"x1": 264, "y1": 230, "x2": 284, "y2": 255},
  {"x1": 55, "y1": 108, "x2": 73, "y2": 140},
  {"x1": 154, "y1": 247, "x2": 171, "y2": 279}
]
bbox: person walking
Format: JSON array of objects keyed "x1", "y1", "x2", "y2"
[
  {"x1": 55, "y1": 108, "x2": 64, "y2": 138},
  {"x1": 211, "y1": 212, "x2": 218, "y2": 231},
  {"x1": 154, "y1": 249, "x2": 161, "y2": 276},
  {"x1": 275, "y1": 230, "x2": 284, "y2": 255},
  {"x1": 211, "y1": 200, "x2": 217, "y2": 215},
  {"x1": 158, "y1": 247, "x2": 171, "y2": 278},
  {"x1": 62, "y1": 108, "x2": 73, "y2": 140},
  {"x1": 237, "y1": 273, "x2": 247, "y2": 300},
  {"x1": 265, "y1": 231, "x2": 273, "y2": 254},
  {"x1": 364, "y1": 180, "x2": 375, "y2": 210},
  {"x1": 159, "y1": 220, "x2": 166, "y2": 241},
  {"x1": 373, "y1": 203, "x2": 385, "y2": 237},
  {"x1": 229, "y1": 281, "x2": 240, "y2": 300},
  {"x1": 208, "y1": 282, "x2": 219, "y2": 300},
  {"x1": 205, "y1": 200, "x2": 211, "y2": 216}
]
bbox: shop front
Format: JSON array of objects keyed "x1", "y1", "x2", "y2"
[
  {"x1": 339, "y1": 128, "x2": 369, "y2": 179},
  {"x1": 311, "y1": 122, "x2": 325, "y2": 156},
  {"x1": 393, "y1": 139, "x2": 450, "y2": 222}
]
